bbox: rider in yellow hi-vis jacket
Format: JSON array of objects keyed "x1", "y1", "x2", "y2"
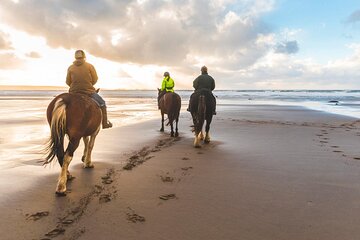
[{"x1": 158, "y1": 71, "x2": 175, "y2": 108}]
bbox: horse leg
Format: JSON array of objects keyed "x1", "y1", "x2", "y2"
[
  {"x1": 199, "y1": 130, "x2": 204, "y2": 140},
  {"x1": 83, "y1": 128, "x2": 100, "y2": 168},
  {"x1": 170, "y1": 122, "x2": 174, "y2": 137},
  {"x1": 81, "y1": 136, "x2": 89, "y2": 163},
  {"x1": 194, "y1": 131, "x2": 201, "y2": 148},
  {"x1": 55, "y1": 138, "x2": 80, "y2": 196},
  {"x1": 204, "y1": 116, "x2": 213, "y2": 143},
  {"x1": 175, "y1": 117, "x2": 179, "y2": 137},
  {"x1": 160, "y1": 113, "x2": 164, "y2": 132}
]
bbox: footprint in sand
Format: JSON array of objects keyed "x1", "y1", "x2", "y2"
[
  {"x1": 61, "y1": 219, "x2": 74, "y2": 225},
  {"x1": 126, "y1": 208, "x2": 146, "y2": 223},
  {"x1": 331, "y1": 146, "x2": 339, "y2": 148},
  {"x1": 159, "y1": 193, "x2": 177, "y2": 200},
  {"x1": 151, "y1": 148, "x2": 161, "y2": 152},
  {"x1": 182, "y1": 157, "x2": 190, "y2": 160},
  {"x1": 354, "y1": 157, "x2": 360, "y2": 160},
  {"x1": 101, "y1": 175, "x2": 113, "y2": 185},
  {"x1": 333, "y1": 150, "x2": 343, "y2": 153},
  {"x1": 181, "y1": 167, "x2": 193, "y2": 171},
  {"x1": 44, "y1": 228, "x2": 65, "y2": 237},
  {"x1": 94, "y1": 185, "x2": 104, "y2": 194},
  {"x1": 99, "y1": 194, "x2": 112, "y2": 203},
  {"x1": 26, "y1": 211, "x2": 49, "y2": 221},
  {"x1": 320, "y1": 141, "x2": 328, "y2": 143},
  {"x1": 126, "y1": 213, "x2": 146, "y2": 223},
  {"x1": 160, "y1": 176, "x2": 174, "y2": 183}
]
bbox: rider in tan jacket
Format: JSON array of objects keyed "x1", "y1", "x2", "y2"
[{"x1": 66, "y1": 50, "x2": 113, "y2": 128}]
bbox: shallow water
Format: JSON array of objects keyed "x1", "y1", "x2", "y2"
[
  {"x1": 1, "y1": 89, "x2": 359, "y2": 168},
  {"x1": 0, "y1": 93, "x2": 159, "y2": 168}
]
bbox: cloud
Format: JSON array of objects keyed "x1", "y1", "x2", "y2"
[
  {"x1": 0, "y1": 31, "x2": 12, "y2": 50},
  {"x1": 0, "y1": 0, "x2": 275, "y2": 71},
  {"x1": 274, "y1": 40, "x2": 299, "y2": 54},
  {"x1": 0, "y1": 53, "x2": 23, "y2": 69},
  {"x1": 3, "y1": 1, "x2": 358, "y2": 89},
  {"x1": 26, "y1": 51, "x2": 41, "y2": 58},
  {"x1": 346, "y1": 9, "x2": 360, "y2": 23},
  {"x1": 214, "y1": 43, "x2": 360, "y2": 90}
]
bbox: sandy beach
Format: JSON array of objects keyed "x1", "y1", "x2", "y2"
[{"x1": 1, "y1": 104, "x2": 360, "y2": 240}]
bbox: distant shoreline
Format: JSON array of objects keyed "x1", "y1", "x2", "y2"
[
  {"x1": 0, "y1": 85, "x2": 68, "y2": 91},
  {"x1": 1, "y1": 85, "x2": 359, "y2": 91}
]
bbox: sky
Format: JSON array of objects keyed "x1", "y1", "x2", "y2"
[{"x1": 0, "y1": 0, "x2": 360, "y2": 90}]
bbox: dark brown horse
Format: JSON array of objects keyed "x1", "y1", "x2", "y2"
[
  {"x1": 189, "y1": 89, "x2": 215, "y2": 147},
  {"x1": 44, "y1": 93, "x2": 102, "y2": 195},
  {"x1": 158, "y1": 89, "x2": 181, "y2": 137}
]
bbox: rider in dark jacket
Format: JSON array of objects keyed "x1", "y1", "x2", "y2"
[{"x1": 187, "y1": 66, "x2": 216, "y2": 115}]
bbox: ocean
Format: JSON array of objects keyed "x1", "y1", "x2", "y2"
[{"x1": 0, "y1": 89, "x2": 359, "y2": 166}]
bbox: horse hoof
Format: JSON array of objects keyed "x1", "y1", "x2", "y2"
[
  {"x1": 81, "y1": 156, "x2": 85, "y2": 162},
  {"x1": 55, "y1": 191, "x2": 67, "y2": 197},
  {"x1": 67, "y1": 175, "x2": 76, "y2": 181},
  {"x1": 204, "y1": 139, "x2": 210, "y2": 144},
  {"x1": 160, "y1": 128, "x2": 164, "y2": 132},
  {"x1": 171, "y1": 133, "x2": 174, "y2": 137},
  {"x1": 84, "y1": 164, "x2": 94, "y2": 168},
  {"x1": 175, "y1": 133, "x2": 179, "y2": 137}
]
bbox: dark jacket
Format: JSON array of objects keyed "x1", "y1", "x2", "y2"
[{"x1": 193, "y1": 73, "x2": 215, "y2": 91}]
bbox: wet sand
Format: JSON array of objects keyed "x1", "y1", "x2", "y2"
[{"x1": 1, "y1": 105, "x2": 360, "y2": 240}]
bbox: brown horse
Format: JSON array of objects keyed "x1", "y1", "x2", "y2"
[
  {"x1": 189, "y1": 89, "x2": 215, "y2": 147},
  {"x1": 44, "y1": 93, "x2": 102, "y2": 196},
  {"x1": 158, "y1": 89, "x2": 181, "y2": 137}
]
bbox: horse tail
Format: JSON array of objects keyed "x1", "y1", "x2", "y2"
[
  {"x1": 166, "y1": 93, "x2": 180, "y2": 126},
  {"x1": 194, "y1": 94, "x2": 206, "y2": 133},
  {"x1": 44, "y1": 98, "x2": 67, "y2": 165},
  {"x1": 198, "y1": 94, "x2": 206, "y2": 121}
]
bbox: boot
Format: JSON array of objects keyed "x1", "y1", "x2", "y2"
[{"x1": 100, "y1": 106, "x2": 113, "y2": 129}]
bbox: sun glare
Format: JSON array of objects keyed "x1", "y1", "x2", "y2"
[{"x1": 0, "y1": 24, "x2": 165, "y2": 90}]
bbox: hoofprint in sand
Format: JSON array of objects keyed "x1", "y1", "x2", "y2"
[{"x1": 1, "y1": 105, "x2": 360, "y2": 240}]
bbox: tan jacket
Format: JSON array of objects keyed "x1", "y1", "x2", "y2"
[{"x1": 66, "y1": 59, "x2": 98, "y2": 95}]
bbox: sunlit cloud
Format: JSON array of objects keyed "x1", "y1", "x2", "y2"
[
  {"x1": 26, "y1": 51, "x2": 41, "y2": 58},
  {"x1": 0, "y1": 53, "x2": 23, "y2": 69},
  {"x1": 0, "y1": 1, "x2": 359, "y2": 89}
]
